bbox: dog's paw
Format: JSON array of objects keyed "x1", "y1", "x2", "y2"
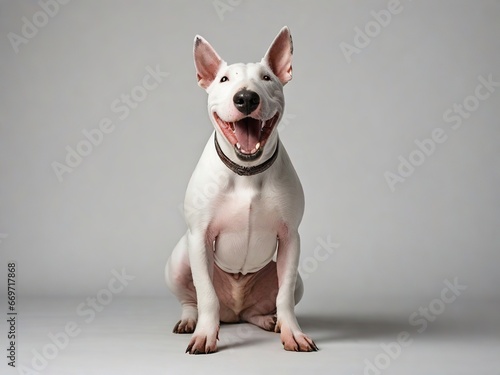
[
  {"x1": 261, "y1": 314, "x2": 278, "y2": 331},
  {"x1": 185, "y1": 326, "x2": 219, "y2": 354},
  {"x1": 246, "y1": 314, "x2": 277, "y2": 331},
  {"x1": 279, "y1": 326, "x2": 318, "y2": 352},
  {"x1": 173, "y1": 319, "x2": 196, "y2": 334}
]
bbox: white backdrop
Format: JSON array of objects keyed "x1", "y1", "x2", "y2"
[{"x1": 1, "y1": 0, "x2": 499, "y2": 312}]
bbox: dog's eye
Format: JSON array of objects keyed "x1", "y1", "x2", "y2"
[
  {"x1": 262, "y1": 75, "x2": 271, "y2": 81},
  {"x1": 220, "y1": 76, "x2": 228, "y2": 83}
]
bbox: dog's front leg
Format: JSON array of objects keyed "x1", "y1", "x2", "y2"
[
  {"x1": 185, "y1": 229, "x2": 220, "y2": 354},
  {"x1": 275, "y1": 226, "x2": 318, "y2": 352}
]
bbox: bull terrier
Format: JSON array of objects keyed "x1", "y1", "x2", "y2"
[{"x1": 165, "y1": 26, "x2": 317, "y2": 354}]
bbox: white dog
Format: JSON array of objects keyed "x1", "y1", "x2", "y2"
[{"x1": 165, "y1": 27, "x2": 317, "y2": 354}]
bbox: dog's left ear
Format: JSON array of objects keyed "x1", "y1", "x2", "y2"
[
  {"x1": 262, "y1": 26, "x2": 293, "y2": 85},
  {"x1": 194, "y1": 35, "x2": 224, "y2": 89}
]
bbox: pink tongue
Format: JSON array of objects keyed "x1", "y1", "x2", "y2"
[{"x1": 235, "y1": 118, "x2": 261, "y2": 152}]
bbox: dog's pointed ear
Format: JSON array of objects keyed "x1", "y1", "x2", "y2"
[
  {"x1": 262, "y1": 26, "x2": 293, "y2": 85},
  {"x1": 194, "y1": 35, "x2": 223, "y2": 89}
]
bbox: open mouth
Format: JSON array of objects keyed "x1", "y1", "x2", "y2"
[{"x1": 213, "y1": 112, "x2": 280, "y2": 161}]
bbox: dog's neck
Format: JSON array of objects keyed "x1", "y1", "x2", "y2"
[{"x1": 214, "y1": 134, "x2": 279, "y2": 176}]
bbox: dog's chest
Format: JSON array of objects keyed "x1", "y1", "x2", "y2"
[{"x1": 210, "y1": 184, "x2": 281, "y2": 275}]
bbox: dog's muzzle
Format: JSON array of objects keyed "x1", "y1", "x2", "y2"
[{"x1": 213, "y1": 89, "x2": 281, "y2": 162}]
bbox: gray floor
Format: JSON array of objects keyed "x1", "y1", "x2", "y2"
[{"x1": 3, "y1": 296, "x2": 499, "y2": 375}]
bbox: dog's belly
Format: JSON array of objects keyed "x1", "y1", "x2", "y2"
[
  {"x1": 213, "y1": 261, "x2": 279, "y2": 322},
  {"x1": 211, "y1": 192, "x2": 279, "y2": 275}
]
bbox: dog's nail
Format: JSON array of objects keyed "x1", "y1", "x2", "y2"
[{"x1": 173, "y1": 320, "x2": 181, "y2": 333}]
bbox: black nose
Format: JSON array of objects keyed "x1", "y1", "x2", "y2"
[{"x1": 233, "y1": 89, "x2": 260, "y2": 115}]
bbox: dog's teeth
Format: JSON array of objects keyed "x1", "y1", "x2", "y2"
[
  {"x1": 255, "y1": 142, "x2": 260, "y2": 151},
  {"x1": 236, "y1": 143, "x2": 241, "y2": 150}
]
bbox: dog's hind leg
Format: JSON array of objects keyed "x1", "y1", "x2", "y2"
[
  {"x1": 166, "y1": 234, "x2": 198, "y2": 333},
  {"x1": 241, "y1": 261, "x2": 304, "y2": 332}
]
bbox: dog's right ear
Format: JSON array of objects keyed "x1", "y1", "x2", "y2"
[{"x1": 194, "y1": 36, "x2": 223, "y2": 89}]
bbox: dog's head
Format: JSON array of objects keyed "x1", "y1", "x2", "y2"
[{"x1": 193, "y1": 27, "x2": 293, "y2": 163}]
